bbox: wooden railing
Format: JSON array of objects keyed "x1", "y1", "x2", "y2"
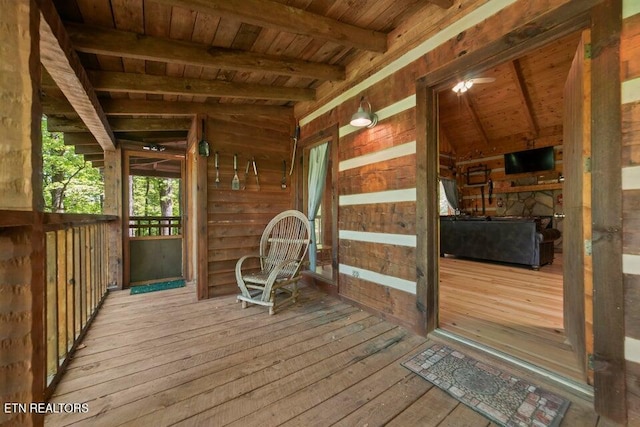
[
  {"x1": 42, "y1": 213, "x2": 116, "y2": 397},
  {"x1": 129, "y1": 216, "x2": 182, "y2": 237}
]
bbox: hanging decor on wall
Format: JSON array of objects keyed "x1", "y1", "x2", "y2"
[{"x1": 198, "y1": 119, "x2": 210, "y2": 157}]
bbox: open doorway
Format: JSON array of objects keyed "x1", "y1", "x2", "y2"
[
  {"x1": 428, "y1": 29, "x2": 592, "y2": 385},
  {"x1": 123, "y1": 150, "x2": 186, "y2": 288},
  {"x1": 296, "y1": 126, "x2": 338, "y2": 285}
]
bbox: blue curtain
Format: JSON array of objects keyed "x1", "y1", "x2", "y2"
[{"x1": 307, "y1": 142, "x2": 330, "y2": 271}]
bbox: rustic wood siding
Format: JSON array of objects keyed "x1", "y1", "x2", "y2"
[
  {"x1": 205, "y1": 118, "x2": 292, "y2": 297},
  {"x1": 622, "y1": 2, "x2": 640, "y2": 423},
  {"x1": 298, "y1": 0, "x2": 588, "y2": 331},
  {"x1": 0, "y1": 1, "x2": 43, "y2": 425}
]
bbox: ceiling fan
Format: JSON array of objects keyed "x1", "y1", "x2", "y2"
[{"x1": 452, "y1": 77, "x2": 496, "y2": 95}]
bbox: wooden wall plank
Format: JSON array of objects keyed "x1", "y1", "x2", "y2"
[
  {"x1": 205, "y1": 115, "x2": 292, "y2": 296},
  {"x1": 339, "y1": 275, "x2": 419, "y2": 332},
  {"x1": 339, "y1": 202, "x2": 416, "y2": 235},
  {"x1": 339, "y1": 241, "x2": 415, "y2": 282}
]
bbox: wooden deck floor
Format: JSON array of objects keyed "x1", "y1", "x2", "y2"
[
  {"x1": 45, "y1": 284, "x2": 601, "y2": 426},
  {"x1": 439, "y1": 254, "x2": 584, "y2": 381}
]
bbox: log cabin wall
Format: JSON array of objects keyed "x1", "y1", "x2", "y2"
[
  {"x1": 296, "y1": 0, "x2": 594, "y2": 332},
  {"x1": 622, "y1": 1, "x2": 640, "y2": 423},
  {"x1": 0, "y1": 1, "x2": 44, "y2": 425},
  {"x1": 205, "y1": 117, "x2": 292, "y2": 297}
]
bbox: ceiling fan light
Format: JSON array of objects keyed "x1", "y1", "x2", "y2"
[
  {"x1": 464, "y1": 80, "x2": 474, "y2": 90},
  {"x1": 452, "y1": 81, "x2": 464, "y2": 93}
]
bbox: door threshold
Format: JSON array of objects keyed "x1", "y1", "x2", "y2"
[{"x1": 430, "y1": 329, "x2": 594, "y2": 401}]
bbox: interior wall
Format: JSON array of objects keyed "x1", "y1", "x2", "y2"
[
  {"x1": 622, "y1": 2, "x2": 640, "y2": 423},
  {"x1": 205, "y1": 117, "x2": 293, "y2": 297}
]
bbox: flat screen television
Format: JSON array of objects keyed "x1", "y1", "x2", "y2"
[{"x1": 504, "y1": 146, "x2": 555, "y2": 175}]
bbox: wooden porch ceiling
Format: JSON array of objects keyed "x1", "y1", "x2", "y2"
[{"x1": 43, "y1": 0, "x2": 453, "y2": 167}]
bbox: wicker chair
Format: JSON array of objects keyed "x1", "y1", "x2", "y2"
[{"x1": 236, "y1": 210, "x2": 311, "y2": 314}]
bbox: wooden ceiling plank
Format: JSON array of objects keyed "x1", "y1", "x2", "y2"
[
  {"x1": 462, "y1": 93, "x2": 490, "y2": 146},
  {"x1": 99, "y1": 98, "x2": 292, "y2": 121},
  {"x1": 427, "y1": 0, "x2": 454, "y2": 9},
  {"x1": 509, "y1": 59, "x2": 540, "y2": 138},
  {"x1": 87, "y1": 70, "x2": 315, "y2": 101},
  {"x1": 48, "y1": 117, "x2": 192, "y2": 133},
  {"x1": 152, "y1": 0, "x2": 387, "y2": 53},
  {"x1": 39, "y1": 0, "x2": 116, "y2": 151}
]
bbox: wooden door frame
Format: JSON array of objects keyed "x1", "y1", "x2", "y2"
[
  {"x1": 415, "y1": 2, "x2": 625, "y2": 422},
  {"x1": 295, "y1": 124, "x2": 339, "y2": 287},
  {"x1": 122, "y1": 149, "x2": 186, "y2": 288}
]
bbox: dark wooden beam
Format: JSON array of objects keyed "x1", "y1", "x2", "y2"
[
  {"x1": 49, "y1": 117, "x2": 192, "y2": 132},
  {"x1": 509, "y1": 59, "x2": 539, "y2": 137},
  {"x1": 65, "y1": 23, "x2": 345, "y2": 81},
  {"x1": 88, "y1": 70, "x2": 315, "y2": 102},
  {"x1": 99, "y1": 98, "x2": 292, "y2": 121},
  {"x1": 115, "y1": 131, "x2": 188, "y2": 143},
  {"x1": 63, "y1": 133, "x2": 100, "y2": 146},
  {"x1": 73, "y1": 145, "x2": 103, "y2": 155},
  {"x1": 152, "y1": 0, "x2": 387, "y2": 53},
  {"x1": 38, "y1": 0, "x2": 115, "y2": 150},
  {"x1": 82, "y1": 154, "x2": 104, "y2": 162},
  {"x1": 462, "y1": 93, "x2": 490, "y2": 146}
]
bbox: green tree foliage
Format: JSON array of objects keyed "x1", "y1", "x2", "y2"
[
  {"x1": 130, "y1": 176, "x2": 181, "y2": 217},
  {"x1": 42, "y1": 117, "x2": 104, "y2": 213}
]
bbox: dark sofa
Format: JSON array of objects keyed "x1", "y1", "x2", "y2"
[{"x1": 440, "y1": 216, "x2": 560, "y2": 269}]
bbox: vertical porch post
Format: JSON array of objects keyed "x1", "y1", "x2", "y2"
[
  {"x1": 104, "y1": 148, "x2": 123, "y2": 289},
  {"x1": 0, "y1": 0, "x2": 45, "y2": 426}
]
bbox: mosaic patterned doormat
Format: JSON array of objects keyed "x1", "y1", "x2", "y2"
[{"x1": 402, "y1": 344, "x2": 570, "y2": 427}]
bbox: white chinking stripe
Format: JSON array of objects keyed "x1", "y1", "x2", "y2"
[
  {"x1": 623, "y1": 254, "x2": 640, "y2": 275},
  {"x1": 622, "y1": 166, "x2": 640, "y2": 190},
  {"x1": 624, "y1": 0, "x2": 640, "y2": 18},
  {"x1": 626, "y1": 336, "x2": 640, "y2": 364},
  {"x1": 339, "y1": 141, "x2": 416, "y2": 172},
  {"x1": 339, "y1": 95, "x2": 416, "y2": 138},
  {"x1": 339, "y1": 188, "x2": 416, "y2": 206},
  {"x1": 299, "y1": 0, "x2": 517, "y2": 126},
  {"x1": 622, "y1": 77, "x2": 640, "y2": 104},
  {"x1": 339, "y1": 230, "x2": 417, "y2": 247},
  {"x1": 339, "y1": 263, "x2": 416, "y2": 294}
]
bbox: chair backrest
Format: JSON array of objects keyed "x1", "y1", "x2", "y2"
[{"x1": 260, "y1": 210, "x2": 311, "y2": 276}]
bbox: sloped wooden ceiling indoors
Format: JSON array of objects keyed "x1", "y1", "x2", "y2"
[
  {"x1": 42, "y1": 0, "x2": 453, "y2": 175},
  {"x1": 438, "y1": 31, "x2": 582, "y2": 160}
]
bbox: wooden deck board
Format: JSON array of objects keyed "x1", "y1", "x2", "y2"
[{"x1": 45, "y1": 283, "x2": 600, "y2": 426}]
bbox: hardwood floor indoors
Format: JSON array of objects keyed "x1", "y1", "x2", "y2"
[
  {"x1": 438, "y1": 254, "x2": 584, "y2": 382},
  {"x1": 43, "y1": 283, "x2": 601, "y2": 426}
]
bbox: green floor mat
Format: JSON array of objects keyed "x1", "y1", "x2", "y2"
[{"x1": 130, "y1": 279, "x2": 185, "y2": 295}]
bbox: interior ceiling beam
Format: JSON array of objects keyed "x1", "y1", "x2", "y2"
[
  {"x1": 88, "y1": 70, "x2": 315, "y2": 102},
  {"x1": 38, "y1": 0, "x2": 115, "y2": 151},
  {"x1": 65, "y1": 23, "x2": 345, "y2": 82},
  {"x1": 49, "y1": 116, "x2": 192, "y2": 133},
  {"x1": 152, "y1": 0, "x2": 387, "y2": 53},
  {"x1": 462, "y1": 93, "x2": 490, "y2": 146},
  {"x1": 509, "y1": 59, "x2": 540, "y2": 138},
  {"x1": 100, "y1": 99, "x2": 292, "y2": 121}
]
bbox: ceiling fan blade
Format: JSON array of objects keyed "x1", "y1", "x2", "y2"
[{"x1": 469, "y1": 77, "x2": 496, "y2": 84}]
